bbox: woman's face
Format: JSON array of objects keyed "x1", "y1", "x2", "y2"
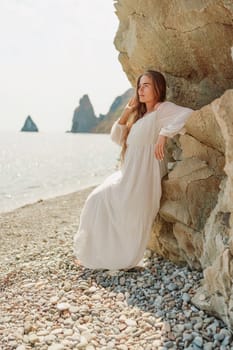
[{"x1": 138, "y1": 75, "x2": 157, "y2": 104}]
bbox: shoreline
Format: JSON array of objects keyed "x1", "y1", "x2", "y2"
[{"x1": 0, "y1": 184, "x2": 98, "y2": 216}]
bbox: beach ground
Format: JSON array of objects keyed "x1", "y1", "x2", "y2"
[{"x1": 0, "y1": 188, "x2": 231, "y2": 350}]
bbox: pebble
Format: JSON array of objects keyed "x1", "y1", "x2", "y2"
[
  {"x1": 44, "y1": 334, "x2": 57, "y2": 344},
  {"x1": 28, "y1": 333, "x2": 39, "y2": 344},
  {"x1": 50, "y1": 296, "x2": 59, "y2": 304},
  {"x1": 182, "y1": 292, "x2": 191, "y2": 303},
  {"x1": 16, "y1": 346, "x2": 26, "y2": 350},
  {"x1": 193, "y1": 335, "x2": 203, "y2": 347},
  {"x1": 125, "y1": 319, "x2": 137, "y2": 327},
  {"x1": 48, "y1": 344, "x2": 65, "y2": 350},
  {"x1": 56, "y1": 302, "x2": 70, "y2": 311}
]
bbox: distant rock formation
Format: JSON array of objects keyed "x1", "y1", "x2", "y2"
[
  {"x1": 92, "y1": 88, "x2": 134, "y2": 133},
  {"x1": 21, "y1": 116, "x2": 38, "y2": 132},
  {"x1": 71, "y1": 95, "x2": 98, "y2": 133}
]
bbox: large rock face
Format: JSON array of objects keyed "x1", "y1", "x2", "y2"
[
  {"x1": 71, "y1": 95, "x2": 98, "y2": 133},
  {"x1": 114, "y1": 0, "x2": 233, "y2": 109},
  {"x1": 148, "y1": 91, "x2": 233, "y2": 329},
  {"x1": 114, "y1": 0, "x2": 233, "y2": 328},
  {"x1": 21, "y1": 116, "x2": 38, "y2": 132}
]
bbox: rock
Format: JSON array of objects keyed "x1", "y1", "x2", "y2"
[
  {"x1": 125, "y1": 319, "x2": 137, "y2": 327},
  {"x1": 148, "y1": 90, "x2": 233, "y2": 328},
  {"x1": 21, "y1": 115, "x2": 39, "y2": 132},
  {"x1": 48, "y1": 344, "x2": 64, "y2": 350},
  {"x1": 28, "y1": 333, "x2": 39, "y2": 344},
  {"x1": 182, "y1": 293, "x2": 191, "y2": 303},
  {"x1": 44, "y1": 334, "x2": 57, "y2": 344},
  {"x1": 50, "y1": 296, "x2": 59, "y2": 304},
  {"x1": 92, "y1": 88, "x2": 134, "y2": 133},
  {"x1": 56, "y1": 302, "x2": 70, "y2": 311},
  {"x1": 114, "y1": 0, "x2": 233, "y2": 109},
  {"x1": 71, "y1": 94, "x2": 98, "y2": 133},
  {"x1": 63, "y1": 281, "x2": 72, "y2": 292},
  {"x1": 16, "y1": 346, "x2": 26, "y2": 350},
  {"x1": 193, "y1": 335, "x2": 203, "y2": 347},
  {"x1": 23, "y1": 322, "x2": 33, "y2": 334}
]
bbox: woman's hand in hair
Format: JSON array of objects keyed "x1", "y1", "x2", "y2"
[
  {"x1": 118, "y1": 96, "x2": 138, "y2": 125},
  {"x1": 154, "y1": 135, "x2": 167, "y2": 160},
  {"x1": 125, "y1": 96, "x2": 138, "y2": 113}
]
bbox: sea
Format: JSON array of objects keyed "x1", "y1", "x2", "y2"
[{"x1": 0, "y1": 131, "x2": 120, "y2": 213}]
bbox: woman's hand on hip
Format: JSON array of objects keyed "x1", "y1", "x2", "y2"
[{"x1": 155, "y1": 135, "x2": 167, "y2": 160}]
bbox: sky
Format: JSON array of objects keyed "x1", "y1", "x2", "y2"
[{"x1": 0, "y1": 0, "x2": 131, "y2": 132}]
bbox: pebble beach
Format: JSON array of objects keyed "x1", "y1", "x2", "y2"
[{"x1": 0, "y1": 187, "x2": 232, "y2": 350}]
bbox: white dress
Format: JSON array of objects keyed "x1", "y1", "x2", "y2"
[{"x1": 73, "y1": 101, "x2": 193, "y2": 270}]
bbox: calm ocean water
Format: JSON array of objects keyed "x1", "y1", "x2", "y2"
[{"x1": 0, "y1": 131, "x2": 120, "y2": 213}]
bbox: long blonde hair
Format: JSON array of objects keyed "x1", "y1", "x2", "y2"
[{"x1": 120, "y1": 70, "x2": 167, "y2": 162}]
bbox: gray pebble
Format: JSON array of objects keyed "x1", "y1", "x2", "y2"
[
  {"x1": 182, "y1": 293, "x2": 191, "y2": 303},
  {"x1": 193, "y1": 335, "x2": 203, "y2": 347}
]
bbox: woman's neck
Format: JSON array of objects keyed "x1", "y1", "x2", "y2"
[{"x1": 146, "y1": 101, "x2": 161, "y2": 113}]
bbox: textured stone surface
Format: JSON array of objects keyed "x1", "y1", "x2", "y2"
[
  {"x1": 114, "y1": 0, "x2": 233, "y2": 109},
  {"x1": 149, "y1": 90, "x2": 233, "y2": 328}
]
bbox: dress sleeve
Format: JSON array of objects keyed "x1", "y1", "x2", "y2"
[
  {"x1": 159, "y1": 102, "x2": 194, "y2": 138},
  {"x1": 110, "y1": 119, "x2": 128, "y2": 146}
]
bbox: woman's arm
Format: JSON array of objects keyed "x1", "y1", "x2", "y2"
[
  {"x1": 154, "y1": 102, "x2": 194, "y2": 160},
  {"x1": 159, "y1": 102, "x2": 194, "y2": 138},
  {"x1": 154, "y1": 135, "x2": 167, "y2": 160},
  {"x1": 110, "y1": 96, "x2": 137, "y2": 146},
  {"x1": 110, "y1": 121, "x2": 128, "y2": 146}
]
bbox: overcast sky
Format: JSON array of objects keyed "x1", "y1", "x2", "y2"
[{"x1": 0, "y1": 0, "x2": 130, "y2": 132}]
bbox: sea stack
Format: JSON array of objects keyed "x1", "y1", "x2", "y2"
[
  {"x1": 21, "y1": 116, "x2": 39, "y2": 132},
  {"x1": 92, "y1": 88, "x2": 134, "y2": 133},
  {"x1": 71, "y1": 94, "x2": 98, "y2": 133}
]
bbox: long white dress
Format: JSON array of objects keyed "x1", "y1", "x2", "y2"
[{"x1": 73, "y1": 101, "x2": 193, "y2": 270}]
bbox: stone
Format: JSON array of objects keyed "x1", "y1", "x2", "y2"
[
  {"x1": 48, "y1": 344, "x2": 64, "y2": 350},
  {"x1": 71, "y1": 95, "x2": 96, "y2": 133},
  {"x1": 28, "y1": 333, "x2": 39, "y2": 344},
  {"x1": 21, "y1": 115, "x2": 39, "y2": 132},
  {"x1": 193, "y1": 335, "x2": 203, "y2": 347},
  {"x1": 149, "y1": 90, "x2": 233, "y2": 328},
  {"x1": 56, "y1": 302, "x2": 70, "y2": 311},
  {"x1": 182, "y1": 293, "x2": 191, "y2": 303},
  {"x1": 114, "y1": 0, "x2": 233, "y2": 109},
  {"x1": 16, "y1": 346, "x2": 26, "y2": 350},
  {"x1": 92, "y1": 88, "x2": 134, "y2": 133}
]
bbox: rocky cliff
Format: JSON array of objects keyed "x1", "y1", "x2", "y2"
[
  {"x1": 21, "y1": 116, "x2": 38, "y2": 132},
  {"x1": 114, "y1": 0, "x2": 233, "y2": 328},
  {"x1": 114, "y1": 0, "x2": 233, "y2": 110},
  {"x1": 92, "y1": 88, "x2": 134, "y2": 133},
  {"x1": 71, "y1": 95, "x2": 98, "y2": 133}
]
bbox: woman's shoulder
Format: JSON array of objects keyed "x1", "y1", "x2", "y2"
[
  {"x1": 159, "y1": 100, "x2": 194, "y2": 113},
  {"x1": 159, "y1": 100, "x2": 184, "y2": 109}
]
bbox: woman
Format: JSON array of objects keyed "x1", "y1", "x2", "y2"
[{"x1": 73, "y1": 70, "x2": 193, "y2": 270}]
